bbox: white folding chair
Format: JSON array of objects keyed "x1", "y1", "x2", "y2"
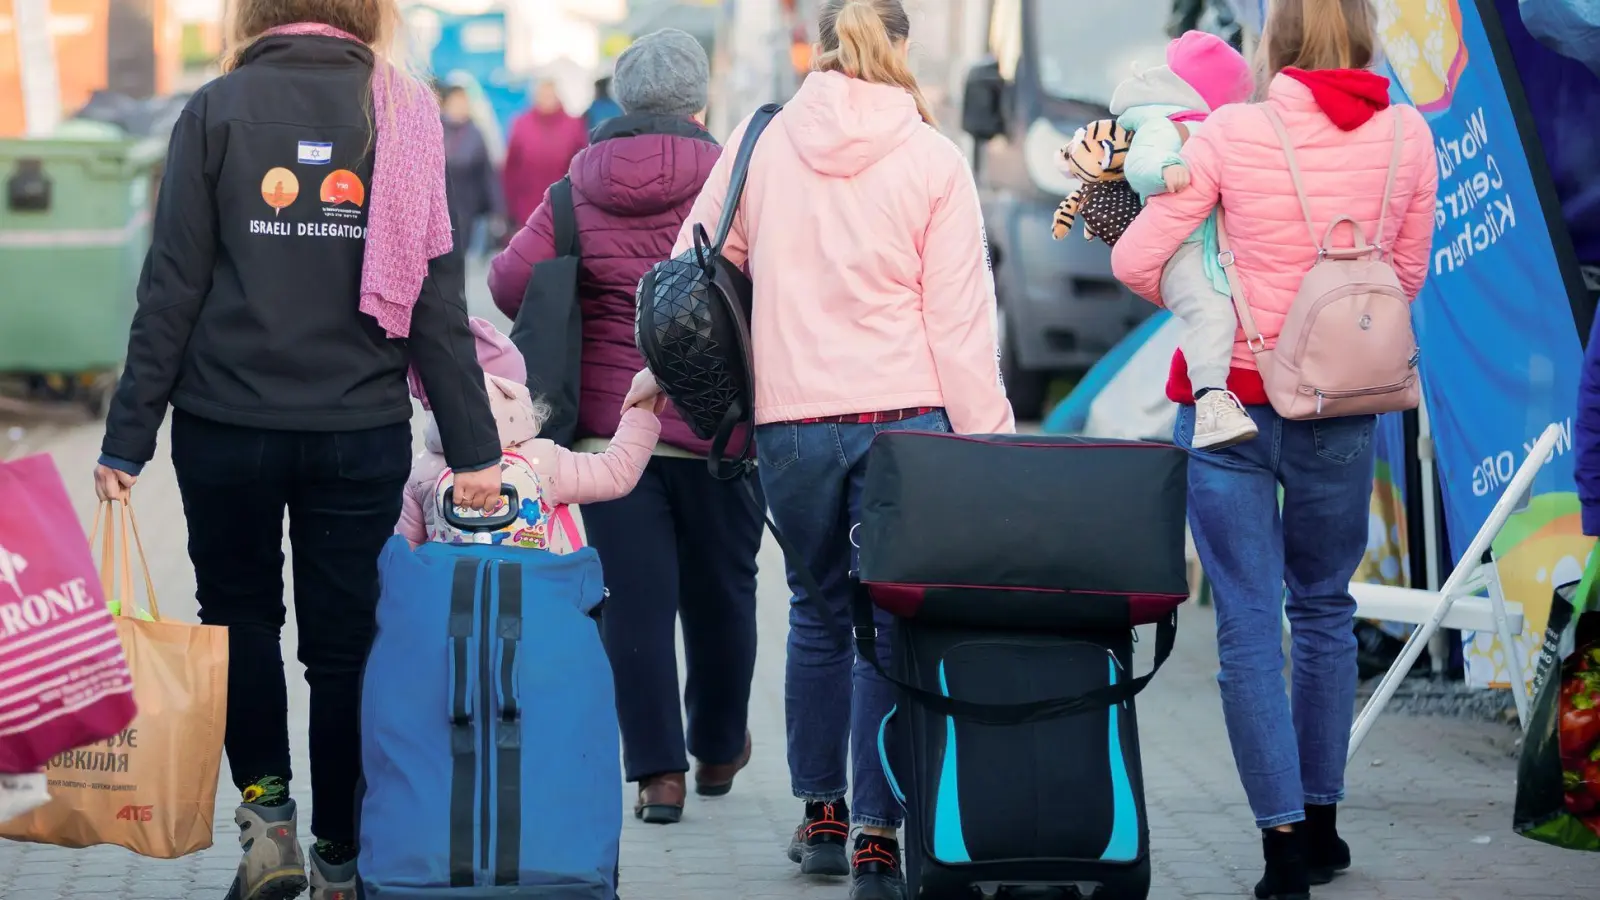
[{"x1": 1344, "y1": 422, "x2": 1562, "y2": 761}]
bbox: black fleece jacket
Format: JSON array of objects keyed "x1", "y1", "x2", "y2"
[{"x1": 101, "y1": 34, "x2": 499, "y2": 473}]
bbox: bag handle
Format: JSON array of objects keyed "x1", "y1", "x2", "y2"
[
  {"x1": 549, "y1": 177, "x2": 578, "y2": 258},
  {"x1": 709, "y1": 104, "x2": 783, "y2": 257},
  {"x1": 90, "y1": 499, "x2": 161, "y2": 620},
  {"x1": 734, "y1": 478, "x2": 1173, "y2": 725}
]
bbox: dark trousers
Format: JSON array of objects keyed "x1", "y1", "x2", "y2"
[
  {"x1": 584, "y1": 456, "x2": 764, "y2": 782},
  {"x1": 170, "y1": 409, "x2": 411, "y2": 843}
]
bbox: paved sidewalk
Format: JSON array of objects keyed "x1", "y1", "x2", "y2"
[{"x1": 2, "y1": 265, "x2": 1594, "y2": 898}]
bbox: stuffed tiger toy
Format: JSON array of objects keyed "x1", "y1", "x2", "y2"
[{"x1": 1050, "y1": 119, "x2": 1142, "y2": 246}]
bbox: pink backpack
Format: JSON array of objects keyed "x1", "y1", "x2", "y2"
[{"x1": 1215, "y1": 107, "x2": 1420, "y2": 420}]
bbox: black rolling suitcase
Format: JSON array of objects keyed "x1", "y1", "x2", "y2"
[{"x1": 854, "y1": 432, "x2": 1190, "y2": 899}]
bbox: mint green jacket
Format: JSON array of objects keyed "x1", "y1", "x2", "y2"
[{"x1": 1115, "y1": 104, "x2": 1229, "y2": 296}]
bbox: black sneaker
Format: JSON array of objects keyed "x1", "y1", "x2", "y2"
[
  {"x1": 785, "y1": 800, "x2": 850, "y2": 876},
  {"x1": 850, "y1": 833, "x2": 905, "y2": 900}
]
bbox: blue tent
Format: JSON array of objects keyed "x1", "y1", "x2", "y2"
[{"x1": 1043, "y1": 310, "x2": 1182, "y2": 441}]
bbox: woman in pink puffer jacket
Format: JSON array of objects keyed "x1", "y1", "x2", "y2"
[{"x1": 1111, "y1": 2, "x2": 1439, "y2": 898}]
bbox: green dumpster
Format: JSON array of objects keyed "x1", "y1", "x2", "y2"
[{"x1": 0, "y1": 130, "x2": 165, "y2": 386}]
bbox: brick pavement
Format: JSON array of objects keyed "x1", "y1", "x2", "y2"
[{"x1": 2, "y1": 268, "x2": 1595, "y2": 897}]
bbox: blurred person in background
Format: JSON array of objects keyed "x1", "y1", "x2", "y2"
[
  {"x1": 439, "y1": 83, "x2": 504, "y2": 258},
  {"x1": 488, "y1": 28, "x2": 764, "y2": 834},
  {"x1": 92, "y1": 1, "x2": 502, "y2": 898},
  {"x1": 586, "y1": 75, "x2": 624, "y2": 132},
  {"x1": 503, "y1": 78, "x2": 588, "y2": 231}
]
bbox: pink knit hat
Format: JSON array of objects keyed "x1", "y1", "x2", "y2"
[
  {"x1": 409, "y1": 317, "x2": 526, "y2": 410},
  {"x1": 1166, "y1": 31, "x2": 1254, "y2": 112}
]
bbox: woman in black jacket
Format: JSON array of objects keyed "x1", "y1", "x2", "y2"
[{"x1": 93, "y1": 3, "x2": 500, "y2": 898}]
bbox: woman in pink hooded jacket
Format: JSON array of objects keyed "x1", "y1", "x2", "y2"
[
  {"x1": 1111, "y1": 2, "x2": 1438, "y2": 897},
  {"x1": 663, "y1": 2, "x2": 1012, "y2": 896}
]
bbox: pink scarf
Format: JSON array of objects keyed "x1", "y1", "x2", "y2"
[{"x1": 261, "y1": 24, "x2": 452, "y2": 339}]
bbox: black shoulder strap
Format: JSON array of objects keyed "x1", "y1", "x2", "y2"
[
  {"x1": 711, "y1": 104, "x2": 782, "y2": 254},
  {"x1": 550, "y1": 177, "x2": 578, "y2": 258}
]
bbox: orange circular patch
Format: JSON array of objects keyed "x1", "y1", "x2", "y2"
[
  {"x1": 261, "y1": 168, "x2": 299, "y2": 214},
  {"x1": 320, "y1": 169, "x2": 366, "y2": 207}
]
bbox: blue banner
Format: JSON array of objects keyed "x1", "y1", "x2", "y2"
[
  {"x1": 1377, "y1": 0, "x2": 1589, "y2": 686},
  {"x1": 404, "y1": 5, "x2": 527, "y2": 155}
]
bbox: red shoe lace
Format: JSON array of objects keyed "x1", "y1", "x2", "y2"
[
  {"x1": 853, "y1": 837, "x2": 898, "y2": 871},
  {"x1": 804, "y1": 802, "x2": 849, "y2": 841}
]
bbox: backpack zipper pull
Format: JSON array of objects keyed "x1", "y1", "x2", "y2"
[{"x1": 1316, "y1": 391, "x2": 1325, "y2": 415}]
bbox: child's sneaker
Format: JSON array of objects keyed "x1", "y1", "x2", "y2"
[
  {"x1": 308, "y1": 842, "x2": 362, "y2": 900},
  {"x1": 1193, "y1": 390, "x2": 1258, "y2": 450},
  {"x1": 850, "y1": 833, "x2": 906, "y2": 900},
  {"x1": 786, "y1": 799, "x2": 850, "y2": 876},
  {"x1": 224, "y1": 799, "x2": 307, "y2": 900}
]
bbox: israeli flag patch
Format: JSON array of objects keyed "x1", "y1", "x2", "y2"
[{"x1": 297, "y1": 141, "x2": 333, "y2": 165}]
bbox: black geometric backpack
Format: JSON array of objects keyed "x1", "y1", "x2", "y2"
[{"x1": 634, "y1": 103, "x2": 781, "y2": 479}]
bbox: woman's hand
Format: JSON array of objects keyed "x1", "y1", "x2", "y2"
[
  {"x1": 451, "y1": 465, "x2": 504, "y2": 510},
  {"x1": 94, "y1": 465, "x2": 137, "y2": 503},
  {"x1": 623, "y1": 369, "x2": 667, "y2": 415}
]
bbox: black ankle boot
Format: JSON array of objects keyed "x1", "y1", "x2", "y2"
[
  {"x1": 1304, "y1": 803, "x2": 1351, "y2": 884},
  {"x1": 1254, "y1": 827, "x2": 1310, "y2": 900}
]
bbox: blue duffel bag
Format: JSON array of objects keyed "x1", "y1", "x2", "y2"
[{"x1": 359, "y1": 534, "x2": 620, "y2": 898}]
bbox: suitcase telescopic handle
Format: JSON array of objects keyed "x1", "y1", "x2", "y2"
[{"x1": 441, "y1": 484, "x2": 521, "y2": 533}]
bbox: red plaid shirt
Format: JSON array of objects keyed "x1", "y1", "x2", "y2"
[{"x1": 792, "y1": 407, "x2": 941, "y2": 425}]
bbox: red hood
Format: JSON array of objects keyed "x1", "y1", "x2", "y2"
[{"x1": 1282, "y1": 68, "x2": 1391, "y2": 130}]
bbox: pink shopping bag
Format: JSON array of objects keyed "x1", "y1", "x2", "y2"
[{"x1": 0, "y1": 454, "x2": 136, "y2": 774}]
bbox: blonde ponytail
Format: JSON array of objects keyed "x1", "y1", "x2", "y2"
[
  {"x1": 1261, "y1": 0, "x2": 1378, "y2": 80},
  {"x1": 815, "y1": 0, "x2": 937, "y2": 127}
]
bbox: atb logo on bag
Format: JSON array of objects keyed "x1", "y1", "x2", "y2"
[
  {"x1": 0, "y1": 543, "x2": 26, "y2": 597},
  {"x1": 115, "y1": 805, "x2": 154, "y2": 822}
]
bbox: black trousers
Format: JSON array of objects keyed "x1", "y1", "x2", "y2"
[
  {"x1": 170, "y1": 409, "x2": 411, "y2": 843},
  {"x1": 584, "y1": 456, "x2": 764, "y2": 782}
]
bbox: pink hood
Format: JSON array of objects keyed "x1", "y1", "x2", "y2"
[
  {"x1": 781, "y1": 71, "x2": 924, "y2": 177},
  {"x1": 426, "y1": 374, "x2": 539, "y2": 454},
  {"x1": 667, "y1": 71, "x2": 1014, "y2": 434}
]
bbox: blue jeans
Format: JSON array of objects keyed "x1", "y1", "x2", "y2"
[
  {"x1": 1175, "y1": 403, "x2": 1375, "y2": 830},
  {"x1": 756, "y1": 410, "x2": 952, "y2": 828}
]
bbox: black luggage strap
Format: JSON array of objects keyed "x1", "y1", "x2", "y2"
[
  {"x1": 550, "y1": 178, "x2": 578, "y2": 257},
  {"x1": 851, "y1": 581, "x2": 1177, "y2": 727},
  {"x1": 735, "y1": 476, "x2": 1175, "y2": 727},
  {"x1": 446, "y1": 560, "x2": 478, "y2": 887},
  {"x1": 493, "y1": 562, "x2": 524, "y2": 886}
]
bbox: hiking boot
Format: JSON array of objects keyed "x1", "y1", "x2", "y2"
[
  {"x1": 1192, "y1": 390, "x2": 1258, "y2": 450},
  {"x1": 694, "y1": 731, "x2": 752, "y2": 796},
  {"x1": 850, "y1": 833, "x2": 905, "y2": 900},
  {"x1": 786, "y1": 799, "x2": 850, "y2": 877},
  {"x1": 634, "y1": 772, "x2": 686, "y2": 824},
  {"x1": 308, "y1": 843, "x2": 362, "y2": 900},
  {"x1": 223, "y1": 800, "x2": 308, "y2": 900}
]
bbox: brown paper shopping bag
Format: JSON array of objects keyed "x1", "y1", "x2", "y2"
[{"x1": 1, "y1": 500, "x2": 228, "y2": 858}]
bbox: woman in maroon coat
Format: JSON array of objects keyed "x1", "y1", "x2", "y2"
[{"x1": 488, "y1": 29, "x2": 762, "y2": 825}]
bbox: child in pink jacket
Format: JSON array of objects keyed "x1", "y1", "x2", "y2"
[{"x1": 397, "y1": 319, "x2": 663, "y2": 549}]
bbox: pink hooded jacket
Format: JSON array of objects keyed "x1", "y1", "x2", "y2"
[
  {"x1": 672, "y1": 71, "x2": 1014, "y2": 434},
  {"x1": 1111, "y1": 73, "x2": 1439, "y2": 378},
  {"x1": 397, "y1": 379, "x2": 660, "y2": 549}
]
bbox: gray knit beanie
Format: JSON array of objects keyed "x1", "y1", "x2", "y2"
[{"x1": 612, "y1": 29, "x2": 710, "y2": 118}]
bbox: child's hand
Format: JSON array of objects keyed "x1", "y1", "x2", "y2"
[
  {"x1": 1162, "y1": 164, "x2": 1191, "y2": 194},
  {"x1": 622, "y1": 368, "x2": 667, "y2": 415}
]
